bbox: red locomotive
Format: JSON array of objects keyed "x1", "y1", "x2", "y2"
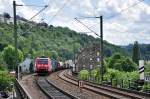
[{"x1": 35, "y1": 57, "x2": 52, "y2": 74}]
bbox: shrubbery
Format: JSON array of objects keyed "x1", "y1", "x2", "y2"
[
  {"x1": 0, "y1": 71, "x2": 14, "y2": 91},
  {"x1": 142, "y1": 83, "x2": 150, "y2": 92},
  {"x1": 104, "y1": 69, "x2": 139, "y2": 87},
  {"x1": 107, "y1": 53, "x2": 137, "y2": 72},
  {"x1": 78, "y1": 69, "x2": 89, "y2": 80}
]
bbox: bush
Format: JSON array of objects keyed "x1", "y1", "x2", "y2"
[
  {"x1": 2, "y1": 45, "x2": 23, "y2": 70},
  {"x1": 142, "y1": 83, "x2": 150, "y2": 92},
  {"x1": 0, "y1": 71, "x2": 15, "y2": 91},
  {"x1": 107, "y1": 53, "x2": 137, "y2": 72},
  {"x1": 145, "y1": 64, "x2": 150, "y2": 75},
  {"x1": 91, "y1": 69, "x2": 99, "y2": 78},
  {"x1": 79, "y1": 69, "x2": 89, "y2": 80},
  {"x1": 104, "y1": 69, "x2": 139, "y2": 88}
]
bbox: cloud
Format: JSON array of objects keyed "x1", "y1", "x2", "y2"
[
  {"x1": 0, "y1": 0, "x2": 40, "y2": 22},
  {"x1": 0, "y1": 0, "x2": 150, "y2": 45}
]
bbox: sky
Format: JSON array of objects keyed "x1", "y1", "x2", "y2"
[{"x1": 0, "y1": 0, "x2": 150, "y2": 45}]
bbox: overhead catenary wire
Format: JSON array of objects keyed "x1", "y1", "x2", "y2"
[
  {"x1": 71, "y1": 20, "x2": 93, "y2": 34},
  {"x1": 76, "y1": 0, "x2": 144, "y2": 28},
  {"x1": 106, "y1": 0, "x2": 144, "y2": 20},
  {"x1": 19, "y1": 18, "x2": 45, "y2": 36},
  {"x1": 20, "y1": 4, "x2": 48, "y2": 7},
  {"x1": 15, "y1": 4, "x2": 48, "y2": 26},
  {"x1": 75, "y1": 18, "x2": 100, "y2": 37},
  {"x1": 15, "y1": 3, "x2": 48, "y2": 35},
  {"x1": 47, "y1": 0, "x2": 71, "y2": 24},
  {"x1": 28, "y1": 5, "x2": 48, "y2": 21}
]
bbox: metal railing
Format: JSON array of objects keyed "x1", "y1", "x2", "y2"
[{"x1": 15, "y1": 79, "x2": 33, "y2": 99}]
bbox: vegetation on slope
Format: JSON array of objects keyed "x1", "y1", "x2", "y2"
[{"x1": 0, "y1": 22, "x2": 129, "y2": 61}]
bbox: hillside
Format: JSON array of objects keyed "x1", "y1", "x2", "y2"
[{"x1": 0, "y1": 21, "x2": 129, "y2": 60}]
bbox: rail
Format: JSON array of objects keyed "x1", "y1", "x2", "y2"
[
  {"x1": 15, "y1": 79, "x2": 33, "y2": 99},
  {"x1": 60, "y1": 70, "x2": 150, "y2": 99},
  {"x1": 36, "y1": 76, "x2": 75, "y2": 99}
]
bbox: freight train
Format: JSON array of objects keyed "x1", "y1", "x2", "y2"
[
  {"x1": 34, "y1": 57, "x2": 72, "y2": 75},
  {"x1": 34, "y1": 57, "x2": 52, "y2": 74}
]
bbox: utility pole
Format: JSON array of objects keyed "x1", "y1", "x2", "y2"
[
  {"x1": 100, "y1": 16, "x2": 103, "y2": 82},
  {"x1": 13, "y1": 1, "x2": 19, "y2": 79},
  {"x1": 73, "y1": 42, "x2": 76, "y2": 72},
  {"x1": 75, "y1": 16, "x2": 104, "y2": 82}
]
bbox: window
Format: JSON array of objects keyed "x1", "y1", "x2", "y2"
[{"x1": 37, "y1": 59, "x2": 48, "y2": 64}]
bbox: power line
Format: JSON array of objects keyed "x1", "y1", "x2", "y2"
[
  {"x1": 20, "y1": 18, "x2": 45, "y2": 36},
  {"x1": 106, "y1": 0, "x2": 144, "y2": 20},
  {"x1": 77, "y1": 0, "x2": 144, "y2": 28},
  {"x1": 78, "y1": 32, "x2": 93, "y2": 34},
  {"x1": 28, "y1": 5, "x2": 48, "y2": 21},
  {"x1": 105, "y1": 0, "x2": 111, "y2": 4},
  {"x1": 15, "y1": 4, "x2": 48, "y2": 24},
  {"x1": 21, "y1": 4, "x2": 48, "y2": 7},
  {"x1": 14, "y1": 2, "x2": 47, "y2": 36},
  {"x1": 74, "y1": 18, "x2": 100, "y2": 37},
  {"x1": 72, "y1": 20, "x2": 93, "y2": 34},
  {"x1": 47, "y1": 0, "x2": 71, "y2": 24}
]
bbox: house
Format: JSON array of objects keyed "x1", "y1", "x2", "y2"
[
  {"x1": 75, "y1": 45, "x2": 101, "y2": 73},
  {"x1": 19, "y1": 58, "x2": 32, "y2": 73}
]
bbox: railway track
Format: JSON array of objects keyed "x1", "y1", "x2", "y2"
[
  {"x1": 36, "y1": 76, "x2": 73, "y2": 99},
  {"x1": 60, "y1": 69, "x2": 150, "y2": 99},
  {"x1": 47, "y1": 70, "x2": 110, "y2": 99},
  {"x1": 35, "y1": 69, "x2": 149, "y2": 99}
]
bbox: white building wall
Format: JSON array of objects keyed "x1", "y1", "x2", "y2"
[{"x1": 20, "y1": 58, "x2": 31, "y2": 72}]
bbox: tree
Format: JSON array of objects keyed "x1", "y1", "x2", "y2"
[
  {"x1": 3, "y1": 12, "x2": 11, "y2": 23},
  {"x1": 0, "y1": 52, "x2": 6, "y2": 71},
  {"x1": 50, "y1": 51, "x2": 58, "y2": 60},
  {"x1": 107, "y1": 53, "x2": 137, "y2": 72},
  {"x1": 132, "y1": 41, "x2": 140, "y2": 65},
  {"x1": 3, "y1": 12, "x2": 11, "y2": 19},
  {"x1": 2, "y1": 45, "x2": 23, "y2": 70},
  {"x1": 123, "y1": 58, "x2": 137, "y2": 72}
]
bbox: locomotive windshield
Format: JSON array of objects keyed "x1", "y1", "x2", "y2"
[{"x1": 37, "y1": 59, "x2": 48, "y2": 64}]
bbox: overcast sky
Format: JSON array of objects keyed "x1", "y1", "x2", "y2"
[{"x1": 0, "y1": 0, "x2": 150, "y2": 45}]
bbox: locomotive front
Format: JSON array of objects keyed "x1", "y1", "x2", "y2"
[{"x1": 35, "y1": 57, "x2": 52, "y2": 74}]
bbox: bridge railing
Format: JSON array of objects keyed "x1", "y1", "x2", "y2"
[
  {"x1": 85, "y1": 76, "x2": 150, "y2": 94},
  {"x1": 15, "y1": 79, "x2": 33, "y2": 99}
]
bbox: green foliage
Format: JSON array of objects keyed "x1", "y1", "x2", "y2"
[
  {"x1": 102, "y1": 60, "x2": 108, "y2": 74},
  {"x1": 91, "y1": 69, "x2": 99, "y2": 78},
  {"x1": 142, "y1": 83, "x2": 150, "y2": 92},
  {"x1": 2, "y1": 45, "x2": 23, "y2": 70},
  {"x1": 0, "y1": 65, "x2": 6, "y2": 71},
  {"x1": 50, "y1": 50, "x2": 58, "y2": 60},
  {"x1": 107, "y1": 53, "x2": 137, "y2": 72},
  {"x1": 79, "y1": 69, "x2": 89, "y2": 80},
  {"x1": 145, "y1": 64, "x2": 150, "y2": 75},
  {"x1": 0, "y1": 22, "x2": 129, "y2": 61},
  {"x1": 132, "y1": 41, "x2": 140, "y2": 65},
  {"x1": 0, "y1": 52, "x2": 6, "y2": 70},
  {"x1": 0, "y1": 71, "x2": 15, "y2": 91},
  {"x1": 104, "y1": 69, "x2": 139, "y2": 88}
]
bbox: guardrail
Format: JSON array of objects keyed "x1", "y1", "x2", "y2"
[{"x1": 15, "y1": 79, "x2": 33, "y2": 99}]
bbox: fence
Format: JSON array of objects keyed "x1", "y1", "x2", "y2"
[{"x1": 81, "y1": 75, "x2": 150, "y2": 94}]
